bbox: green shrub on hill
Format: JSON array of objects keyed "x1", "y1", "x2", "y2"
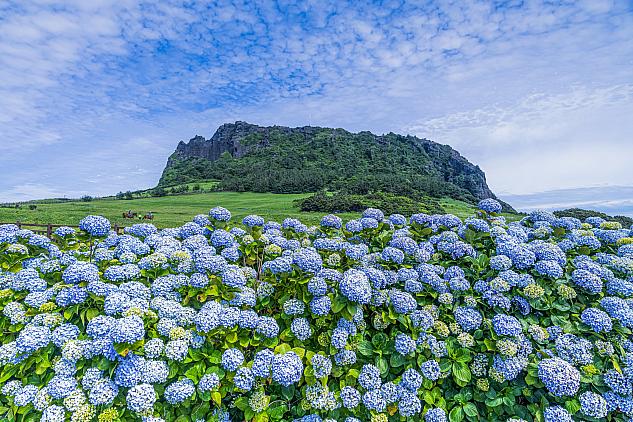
[
  {"x1": 296, "y1": 191, "x2": 445, "y2": 216},
  {"x1": 553, "y1": 207, "x2": 633, "y2": 227}
]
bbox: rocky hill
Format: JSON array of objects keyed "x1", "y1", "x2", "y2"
[{"x1": 159, "y1": 121, "x2": 510, "y2": 211}]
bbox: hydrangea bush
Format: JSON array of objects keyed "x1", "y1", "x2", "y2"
[{"x1": 1, "y1": 203, "x2": 633, "y2": 421}]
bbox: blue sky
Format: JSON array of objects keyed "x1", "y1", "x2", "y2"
[{"x1": 1, "y1": 0, "x2": 632, "y2": 214}]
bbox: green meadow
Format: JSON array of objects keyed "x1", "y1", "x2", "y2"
[{"x1": 0, "y1": 192, "x2": 491, "y2": 229}]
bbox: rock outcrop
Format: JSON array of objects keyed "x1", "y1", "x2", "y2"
[{"x1": 159, "y1": 121, "x2": 503, "y2": 207}]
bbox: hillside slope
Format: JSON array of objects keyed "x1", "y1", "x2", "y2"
[{"x1": 159, "y1": 121, "x2": 508, "y2": 208}]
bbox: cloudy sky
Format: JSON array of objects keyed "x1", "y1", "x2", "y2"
[{"x1": 1, "y1": 0, "x2": 632, "y2": 214}]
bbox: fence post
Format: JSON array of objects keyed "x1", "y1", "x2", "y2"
[{"x1": 47, "y1": 224, "x2": 53, "y2": 238}]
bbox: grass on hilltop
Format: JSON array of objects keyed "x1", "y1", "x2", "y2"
[{"x1": 0, "y1": 191, "x2": 504, "y2": 229}]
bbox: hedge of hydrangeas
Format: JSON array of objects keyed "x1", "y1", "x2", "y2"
[{"x1": 1, "y1": 200, "x2": 633, "y2": 422}]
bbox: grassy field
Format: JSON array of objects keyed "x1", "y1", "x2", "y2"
[{"x1": 0, "y1": 191, "x2": 493, "y2": 229}]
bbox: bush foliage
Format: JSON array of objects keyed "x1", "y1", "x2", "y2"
[
  {"x1": 0, "y1": 200, "x2": 632, "y2": 421},
  {"x1": 295, "y1": 192, "x2": 445, "y2": 216}
]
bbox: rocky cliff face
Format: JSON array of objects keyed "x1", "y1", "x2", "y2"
[
  {"x1": 160, "y1": 121, "x2": 501, "y2": 205},
  {"x1": 412, "y1": 136, "x2": 496, "y2": 201}
]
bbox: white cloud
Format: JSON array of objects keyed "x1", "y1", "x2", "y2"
[
  {"x1": 0, "y1": 0, "x2": 631, "y2": 208},
  {"x1": 406, "y1": 84, "x2": 633, "y2": 194}
]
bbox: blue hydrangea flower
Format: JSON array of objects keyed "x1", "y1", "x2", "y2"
[
  {"x1": 580, "y1": 307, "x2": 612, "y2": 333},
  {"x1": 242, "y1": 215, "x2": 264, "y2": 227},
  {"x1": 46, "y1": 375, "x2": 77, "y2": 399},
  {"x1": 401, "y1": 368, "x2": 423, "y2": 391},
  {"x1": 398, "y1": 390, "x2": 422, "y2": 417},
  {"x1": 572, "y1": 269, "x2": 603, "y2": 294},
  {"x1": 292, "y1": 248, "x2": 323, "y2": 273},
  {"x1": 362, "y1": 389, "x2": 386, "y2": 412},
  {"x1": 255, "y1": 316, "x2": 280, "y2": 338},
  {"x1": 127, "y1": 383, "x2": 156, "y2": 412},
  {"x1": 209, "y1": 207, "x2": 231, "y2": 222},
  {"x1": 164, "y1": 379, "x2": 195, "y2": 404},
  {"x1": 233, "y1": 367, "x2": 254, "y2": 391},
  {"x1": 41, "y1": 405, "x2": 65, "y2": 422},
  {"x1": 388, "y1": 289, "x2": 417, "y2": 314},
  {"x1": 198, "y1": 373, "x2": 220, "y2": 392},
  {"x1": 114, "y1": 353, "x2": 145, "y2": 387},
  {"x1": 340, "y1": 386, "x2": 360, "y2": 409},
  {"x1": 111, "y1": 315, "x2": 145, "y2": 344},
  {"x1": 537, "y1": 357, "x2": 580, "y2": 397},
  {"x1": 165, "y1": 339, "x2": 189, "y2": 361},
  {"x1": 16, "y1": 325, "x2": 51, "y2": 354},
  {"x1": 142, "y1": 360, "x2": 169, "y2": 384},
  {"x1": 579, "y1": 391, "x2": 607, "y2": 418},
  {"x1": 543, "y1": 406, "x2": 572, "y2": 422},
  {"x1": 492, "y1": 314, "x2": 522, "y2": 336},
  {"x1": 222, "y1": 349, "x2": 244, "y2": 372},
  {"x1": 345, "y1": 219, "x2": 363, "y2": 233},
  {"x1": 420, "y1": 360, "x2": 441, "y2": 381},
  {"x1": 310, "y1": 295, "x2": 331, "y2": 316},
  {"x1": 389, "y1": 214, "x2": 407, "y2": 225},
  {"x1": 290, "y1": 318, "x2": 312, "y2": 341},
  {"x1": 79, "y1": 215, "x2": 111, "y2": 236},
  {"x1": 13, "y1": 385, "x2": 38, "y2": 406},
  {"x1": 358, "y1": 364, "x2": 381, "y2": 390},
  {"x1": 320, "y1": 214, "x2": 342, "y2": 229},
  {"x1": 394, "y1": 333, "x2": 416, "y2": 356},
  {"x1": 339, "y1": 269, "x2": 372, "y2": 304},
  {"x1": 478, "y1": 198, "x2": 502, "y2": 213},
  {"x1": 311, "y1": 354, "x2": 332, "y2": 378},
  {"x1": 603, "y1": 369, "x2": 632, "y2": 396},
  {"x1": 422, "y1": 408, "x2": 447, "y2": 422},
  {"x1": 271, "y1": 352, "x2": 303, "y2": 387},
  {"x1": 454, "y1": 307, "x2": 482, "y2": 332},
  {"x1": 252, "y1": 349, "x2": 274, "y2": 378},
  {"x1": 381, "y1": 246, "x2": 405, "y2": 264}
]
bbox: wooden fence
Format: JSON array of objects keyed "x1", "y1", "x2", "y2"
[{"x1": 0, "y1": 222, "x2": 125, "y2": 238}]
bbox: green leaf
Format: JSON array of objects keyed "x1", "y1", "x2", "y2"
[
  {"x1": 564, "y1": 399, "x2": 581, "y2": 415},
  {"x1": 192, "y1": 403, "x2": 210, "y2": 420},
  {"x1": 269, "y1": 404, "x2": 288, "y2": 420},
  {"x1": 389, "y1": 353, "x2": 407, "y2": 368},
  {"x1": 254, "y1": 413, "x2": 269, "y2": 422},
  {"x1": 371, "y1": 333, "x2": 388, "y2": 348},
  {"x1": 452, "y1": 362, "x2": 472, "y2": 383},
  {"x1": 485, "y1": 397, "x2": 503, "y2": 407},
  {"x1": 375, "y1": 356, "x2": 388, "y2": 376},
  {"x1": 423, "y1": 390, "x2": 435, "y2": 405},
  {"x1": 524, "y1": 373, "x2": 538, "y2": 386},
  {"x1": 113, "y1": 342, "x2": 129, "y2": 357},
  {"x1": 234, "y1": 396, "x2": 249, "y2": 411},
  {"x1": 292, "y1": 347, "x2": 306, "y2": 359},
  {"x1": 211, "y1": 391, "x2": 222, "y2": 407},
  {"x1": 281, "y1": 385, "x2": 295, "y2": 401},
  {"x1": 274, "y1": 343, "x2": 292, "y2": 354},
  {"x1": 483, "y1": 338, "x2": 496, "y2": 351},
  {"x1": 331, "y1": 295, "x2": 346, "y2": 313},
  {"x1": 463, "y1": 403, "x2": 478, "y2": 417},
  {"x1": 86, "y1": 308, "x2": 99, "y2": 321},
  {"x1": 449, "y1": 406, "x2": 464, "y2": 422},
  {"x1": 358, "y1": 340, "x2": 374, "y2": 357}
]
